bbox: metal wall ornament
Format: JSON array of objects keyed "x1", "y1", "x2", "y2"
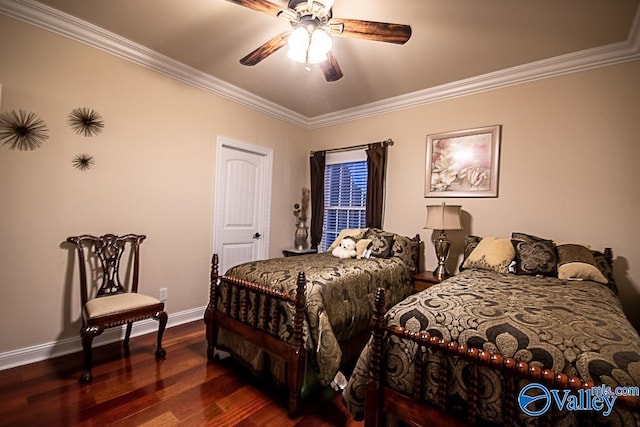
[
  {"x1": 68, "y1": 107, "x2": 104, "y2": 137},
  {"x1": 72, "y1": 153, "x2": 95, "y2": 171},
  {"x1": 0, "y1": 109, "x2": 49, "y2": 151}
]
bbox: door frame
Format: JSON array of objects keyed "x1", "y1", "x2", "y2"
[{"x1": 212, "y1": 136, "x2": 273, "y2": 263}]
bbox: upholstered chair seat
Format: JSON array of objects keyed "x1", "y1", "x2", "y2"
[{"x1": 85, "y1": 293, "x2": 162, "y2": 319}]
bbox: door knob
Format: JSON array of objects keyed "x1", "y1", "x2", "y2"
[{"x1": 253, "y1": 232, "x2": 261, "y2": 239}]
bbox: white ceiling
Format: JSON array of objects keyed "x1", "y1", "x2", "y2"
[{"x1": 2, "y1": 0, "x2": 639, "y2": 127}]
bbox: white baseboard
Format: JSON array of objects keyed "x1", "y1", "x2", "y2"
[{"x1": 0, "y1": 306, "x2": 207, "y2": 371}]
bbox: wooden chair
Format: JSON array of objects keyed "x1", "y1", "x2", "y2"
[{"x1": 67, "y1": 233, "x2": 168, "y2": 382}]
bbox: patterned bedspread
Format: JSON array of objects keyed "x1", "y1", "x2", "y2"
[
  {"x1": 217, "y1": 251, "x2": 416, "y2": 386},
  {"x1": 343, "y1": 269, "x2": 640, "y2": 425}
]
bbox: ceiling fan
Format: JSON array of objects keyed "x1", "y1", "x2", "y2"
[{"x1": 226, "y1": 0, "x2": 412, "y2": 82}]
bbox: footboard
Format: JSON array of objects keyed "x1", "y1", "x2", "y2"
[
  {"x1": 365, "y1": 287, "x2": 600, "y2": 427},
  {"x1": 204, "y1": 254, "x2": 306, "y2": 416},
  {"x1": 361, "y1": 247, "x2": 639, "y2": 426}
]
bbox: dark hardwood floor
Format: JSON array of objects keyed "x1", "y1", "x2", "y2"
[{"x1": 0, "y1": 321, "x2": 363, "y2": 426}]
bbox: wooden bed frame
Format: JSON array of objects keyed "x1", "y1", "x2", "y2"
[
  {"x1": 364, "y1": 249, "x2": 639, "y2": 426},
  {"x1": 203, "y1": 253, "x2": 371, "y2": 416}
]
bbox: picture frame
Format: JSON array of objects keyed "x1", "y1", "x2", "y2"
[{"x1": 425, "y1": 125, "x2": 501, "y2": 198}]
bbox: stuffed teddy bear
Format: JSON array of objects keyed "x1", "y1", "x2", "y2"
[{"x1": 331, "y1": 238, "x2": 357, "y2": 259}]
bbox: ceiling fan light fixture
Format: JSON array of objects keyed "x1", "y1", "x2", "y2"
[
  {"x1": 287, "y1": 26, "x2": 311, "y2": 63},
  {"x1": 229, "y1": 0, "x2": 411, "y2": 81},
  {"x1": 308, "y1": 28, "x2": 332, "y2": 62},
  {"x1": 287, "y1": 26, "x2": 332, "y2": 65}
]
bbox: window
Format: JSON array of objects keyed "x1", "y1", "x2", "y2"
[{"x1": 321, "y1": 150, "x2": 367, "y2": 252}]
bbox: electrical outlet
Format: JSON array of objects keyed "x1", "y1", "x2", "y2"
[{"x1": 159, "y1": 288, "x2": 168, "y2": 302}]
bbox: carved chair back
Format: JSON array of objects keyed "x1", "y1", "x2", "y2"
[{"x1": 68, "y1": 234, "x2": 146, "y2": 306}]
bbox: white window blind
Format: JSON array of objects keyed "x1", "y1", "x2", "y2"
[{"x1": 321, "y1": 150, "x2": 368, "y2": 252}]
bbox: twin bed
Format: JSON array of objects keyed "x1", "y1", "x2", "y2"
[
  {"x1": 205, "y1": 229, "x2": 640, "y2": 425},
  {"x1": 204, "y1": 228, "x2": 420, "y2": 414},
  {"x1": 344, "y1": 233, "x2": 640, "y2": 426}
]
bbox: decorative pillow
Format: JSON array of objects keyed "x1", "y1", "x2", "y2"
[
  {"x1": 554, "y1": 241, "x2": 592, "y2": 249},
  {"x1": 355, "y1": 239, "x2": 373, "y2": 259},
  {"x1": 392, "y1": 234, "x2": 421, "y2": 271},
  {"x1": 511, "y1": 232, "x2": 548, "y2": 243},
  {"x1": 327, "y1": 228, "x2": 368, "y2": 252},
  {"x1": 510, "y1": 232, "x2": 557, "y2": 276},
  {"x1": 364, "y1": 228, "x2": 395, "y2": 258},
  {"x1": 557, "y1": 244, "x2": 608, "y2": 284},
  {"x1": 459, "y1": 235, "x2": 483, "y2": 271},
  {"x1": 462, "y1": 237, "x2": 516, "y2": 274}
]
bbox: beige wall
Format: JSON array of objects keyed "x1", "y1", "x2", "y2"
[
  {"x1": 0, "y1": 15, "x2": 308, "y2": 353},
  {"x1": 308, "y1": 59, "x2": 640, "y2": 331},
  {"x1": 1, "y1": 13, "x2": 639, "y2": 358}
]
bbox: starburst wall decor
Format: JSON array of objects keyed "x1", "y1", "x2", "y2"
[
  {"x1": 68, "y1": 107, "x2": 104, "y2": 137},
  {"x1": 0, "y1": 109, "x2": 49, "y2": 151},
  {"x1": 72, "y1": 153, "x2": 95, "y2": 171}
]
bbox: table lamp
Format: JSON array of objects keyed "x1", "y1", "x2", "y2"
[{"x1": 424, "y1": 202, "x2": 462, "y2": 279}]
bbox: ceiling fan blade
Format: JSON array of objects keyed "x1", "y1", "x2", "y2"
[
  {"x1": 329, "y1": 18, "x2": 412, "y2": 44},
  {"x1": 319, "y1": 51, "x2": 343, "y2": 82},
  {"x1": 225, "y1": 0, "x2": 287, "y2": 17},
  {"x1": 240, "y1": 32, "x2": 291, "y2": 66}
]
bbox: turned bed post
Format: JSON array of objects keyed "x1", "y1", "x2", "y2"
[
  {"x1": 605, "y1": 247, "x2": 613, "y2": 265},
  {"x1": 287, "y1": 271, "x2": 307, "y2": 416},
  {"x1": 204, "y1": 253, "x2": 220, "y2": 361},
  {"x1": 365, "y1": 287, "x2": 386, "y2": 427}
]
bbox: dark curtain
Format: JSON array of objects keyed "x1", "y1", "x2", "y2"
[
  {"x1": 365, "y1": 143, "x2": 388, "y2": 229},
  {"x1": 309, "y1": 151, "x2": 326, "y2": 249}
]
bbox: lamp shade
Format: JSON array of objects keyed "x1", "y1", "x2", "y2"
[{"x1": 424, "y1": 204, "x2": 462, "y2": 230}]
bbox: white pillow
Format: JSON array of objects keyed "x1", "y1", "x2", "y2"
[
  {"x1": 556, "y1": 244, "x2": 607, "y2": 284},
  {"x1": 355, "y1": 238, "x2": 372, "y2": 259},
  {"x1": 462, "y1": 237, "x2": 516, "y2": 274}
]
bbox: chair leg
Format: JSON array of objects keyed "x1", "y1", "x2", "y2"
[
  {"x1": 80, "y1": 326, "x2": 100, "y2": 383},
  {"x1": 155, "y1": 311, "x2": 168, "y2": 358},
  {"x1": 123, "y1": 322, "x2": 133, "y2": 356}
]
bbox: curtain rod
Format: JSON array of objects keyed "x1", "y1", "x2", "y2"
[{"x1": 310, "y1": 138, "x2": 394, "y2": 156}]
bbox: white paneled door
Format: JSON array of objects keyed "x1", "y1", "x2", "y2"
[{"x1": 213, "y1": 137, "x2": 272, "y2": 275}]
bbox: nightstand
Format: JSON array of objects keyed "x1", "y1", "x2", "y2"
[
  {"x1": 282, "y1": 247, "x2": 318, "y2": 257},
  {"x1": 412, "y1": 271, "x2": 444, "y2": 292}
]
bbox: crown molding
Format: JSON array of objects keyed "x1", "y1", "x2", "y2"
[
  {"x1": 308, "y1": 6, "x2": 640, "y2": 129},
  {"x1": 1, "y1": 0, "x2": 639, "y2": 130},
  {"x1": 0, "y1": 0, "x2": 309, "y2": 127}
]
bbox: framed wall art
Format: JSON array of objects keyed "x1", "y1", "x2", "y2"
[{"x1": 425, "y1": 125, "x2": 501, "y2": 198}]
